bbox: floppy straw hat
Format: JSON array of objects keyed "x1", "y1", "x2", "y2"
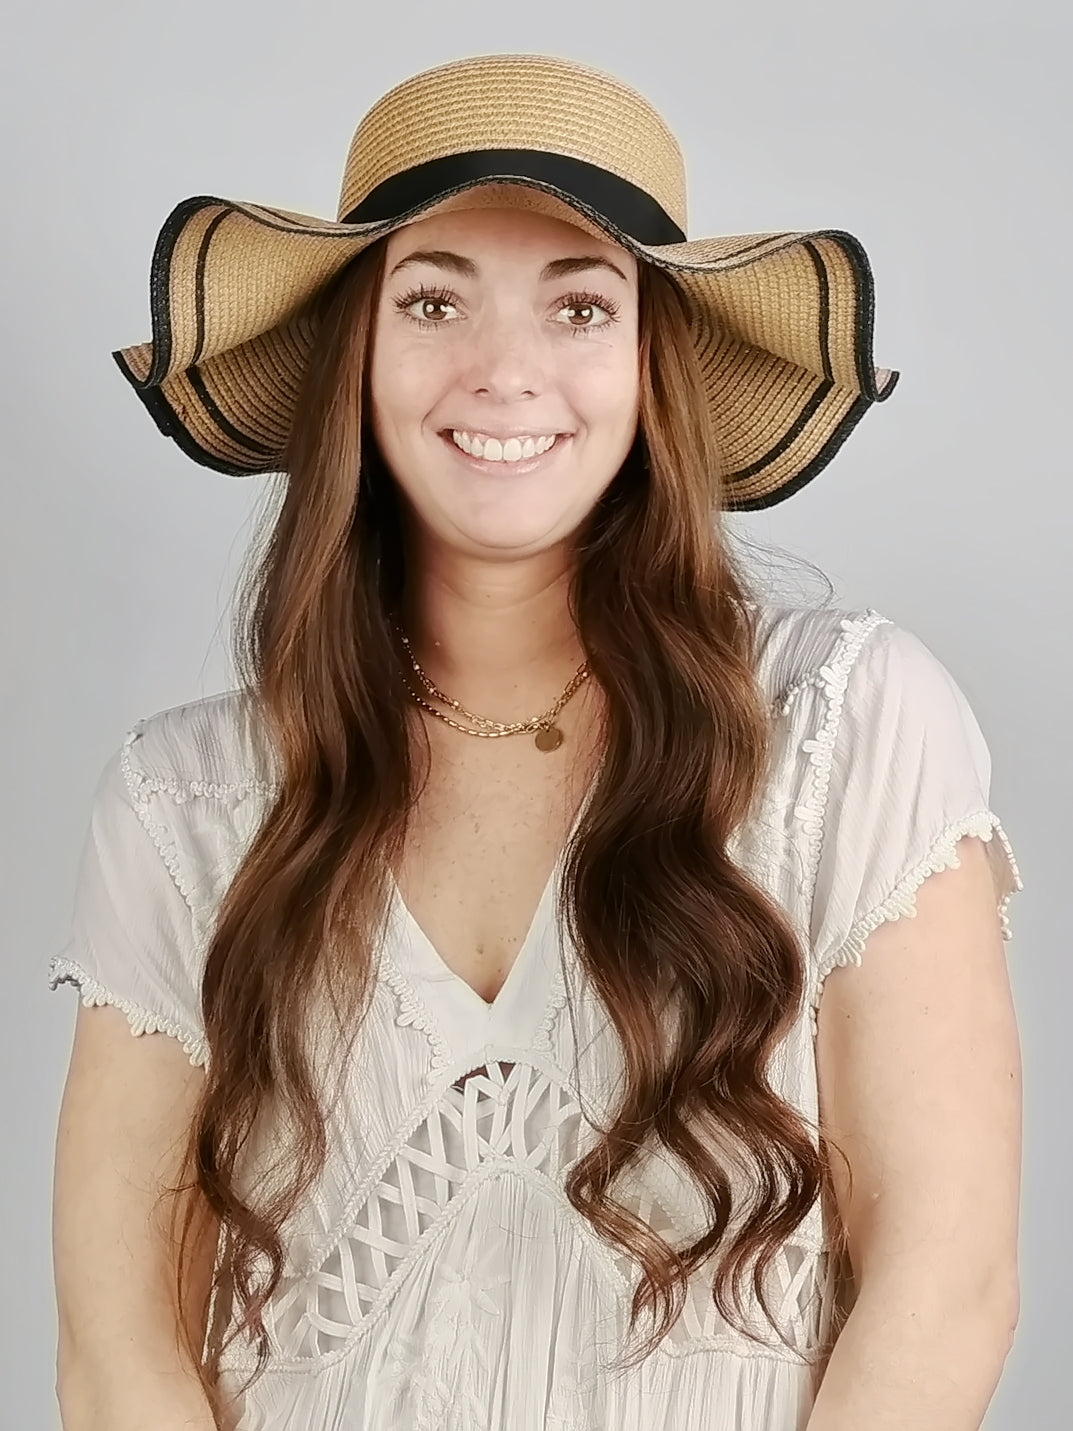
[{"x1": 113, "y1": 52, "x2": 898, "y2": 510}]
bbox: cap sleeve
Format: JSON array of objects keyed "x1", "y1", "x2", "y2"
[
  {"x1": 805, "y1": 619, "x2": 1024, "y2": 1037},
  {"x1": 47, "y1": 728, "x2": 209, "y2": 1067}
]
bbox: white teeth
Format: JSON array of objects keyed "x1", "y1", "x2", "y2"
[{"x1": 450, "y1": 430, "x2": 559, "y2": 462}]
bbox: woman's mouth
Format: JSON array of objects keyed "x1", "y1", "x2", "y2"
[{"x1": 439, "y1": 428, "x2": 572, "y2": 475}]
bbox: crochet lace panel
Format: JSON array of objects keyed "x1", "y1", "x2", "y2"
[{"x1": 219, "y1": 1058, "x2": 833, "y2": 1375}]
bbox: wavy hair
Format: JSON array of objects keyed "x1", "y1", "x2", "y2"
[{"x1": 157, "y1": 236, "x2": 853, "y2": 1421}]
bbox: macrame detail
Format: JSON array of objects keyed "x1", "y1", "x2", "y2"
[
  {"x1": 221, "y1": 1059, "x2": 829, "y2": 1375},
  {"x1": 49, "y1": 618, "x2": 1023, "y2": 1423}
]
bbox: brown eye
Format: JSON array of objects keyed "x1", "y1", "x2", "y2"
[
  {"x1": 563, "y1": 303, "x2": 595, "y2": 326},
  {"x1": 392, "y1": 287, "x2": 460, "y2": 327},
  {"x1": 554, "y1": 295, "x2": 618, "y2": 333},
  {"x1": 407, "y1": 298, "x2": 454, "y2": 323}
]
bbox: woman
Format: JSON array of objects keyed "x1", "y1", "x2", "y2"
[{"x1": 48, "y1": 53, "x2": 1023, "y2": 1431}]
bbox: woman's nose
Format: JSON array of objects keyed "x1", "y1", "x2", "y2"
[{"x1": 463, "y1": 311, "x2": 547, "y2": 399}]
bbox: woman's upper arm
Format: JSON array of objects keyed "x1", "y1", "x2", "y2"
[
  {"x1": 53, "y1": 998, "x2": 220, "y2": 1427},
  {"x1": 804, "y1": 618, "x2": 1024, "y2": 1310},
  {"x1": 814, "y1": 832, "x2": 1022, "y2": 1314},
  {"x1": 48, "y1": 724, "x2": 224, "y2": 1427}
]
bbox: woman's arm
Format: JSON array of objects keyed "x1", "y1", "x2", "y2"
[
  {"x1": 53, "y1": 1001, "x2": 221, "y2": 1431},
  {"x1": 806, "y1": 1277, "x2": 1015, "y2": 1431},
  {"x1": 808, "y1": 834, "x2": 1022, "y2": 1429}
]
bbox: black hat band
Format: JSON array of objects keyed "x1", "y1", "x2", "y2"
[{"x1": 341, "y1": 148, "x2": 686, "y2": 247}]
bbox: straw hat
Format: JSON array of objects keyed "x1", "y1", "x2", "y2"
[{"x1": 113, "y1": 52, "x2": 898, "y2": 510}]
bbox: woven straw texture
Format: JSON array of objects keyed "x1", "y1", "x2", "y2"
[
  {"x1": 338, "y1": 53, "x2": 687, "y2": 228},
  {"x1": 112, "y1": 53, "x2": 898, "y2": 510}
]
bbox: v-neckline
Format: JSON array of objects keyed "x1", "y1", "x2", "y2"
[
  {"x1": 387, "y1": 858, "x2": 557, "y2": 1018},
  {"x1": 387, "y1": 757, "x2": 603, "y2": 1020}
]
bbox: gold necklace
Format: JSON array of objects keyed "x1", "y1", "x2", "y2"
[{"x1": 391, "y1": 620, "x2": 590, "y2": 752}]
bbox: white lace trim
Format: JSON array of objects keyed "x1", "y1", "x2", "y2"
[
  {"x1": 773, "y1": 669, "x2": 827, "y2": 716},
  {"x1": 120, "y1": 724, "x2": 201, "y2": 913},
  {"x1": 789, "y1": 609, "x2": 892, "y2": 888},
  {"x1": 46, "y1": 954, "x2": 209, "y2": 1067},
  {"x1": 536, "y1": 951, "x2": 571, "y2": 1050},
  {"x1": 120, "y1": 709, "x2": 277, "y2": 802},
  {"x1": 808, "y1": 811, "x2": 1024, "y2": 1038},
  {"x1": 378, "y1": 953, "x2": 453, "y2": 1074}
]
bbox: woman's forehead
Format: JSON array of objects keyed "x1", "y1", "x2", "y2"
[{"x1": 387, "y1": 184, "x2": 633, "y2": 268}]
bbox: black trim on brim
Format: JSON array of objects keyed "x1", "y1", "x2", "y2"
[
  {"x1": 112, "y1": 183, "x2": 899, "y2": 503},
  {"x1": 731, "y1": 393, "x2": 873, "y2": 510},
  {"x1": 112, "y1": 348, "x2": 275, "y2": 476},
  {"x1": 341, "y1": 149, "x2": 687, "y2": 247}
]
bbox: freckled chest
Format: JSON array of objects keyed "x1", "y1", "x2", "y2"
[{"x1": 390, "y1": 692, "x2": 604, "y2": 1007}]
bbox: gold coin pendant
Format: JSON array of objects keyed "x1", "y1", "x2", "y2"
[{"x1": 534, "y1": 725, "x2": 563, "y2": 752}]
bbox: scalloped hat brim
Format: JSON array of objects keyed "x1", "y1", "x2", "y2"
[{"x1": 113, "y1": 176, "x2": 898, "y2": 510}]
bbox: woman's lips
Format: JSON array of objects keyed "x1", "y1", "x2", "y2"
[{"x1": 438, "y1": 430, "x2": 572, "y2": 475}]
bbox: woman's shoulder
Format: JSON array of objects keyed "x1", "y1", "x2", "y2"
[
  {"x1": 749, "y1": 596, "x2": 894, "y2": 710},
  {"x1": 121, "y1": 686, "x2": 277, "y2": 796},
  {"x1": 107, "y1": 689, "x2": 277, "y2": 918}
]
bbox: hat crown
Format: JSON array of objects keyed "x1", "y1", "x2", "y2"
[{"x1": 337, "y1": 53, "x2": 687, "y2": 233}]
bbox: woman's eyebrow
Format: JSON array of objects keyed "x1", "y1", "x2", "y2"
[{"x1": 388, "y1": 249, "x2": 630, "y2": 284}]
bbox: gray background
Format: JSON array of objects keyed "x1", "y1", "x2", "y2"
[{"x1": 3, "y1": 3, "x2": 1067, "y2": 1426}]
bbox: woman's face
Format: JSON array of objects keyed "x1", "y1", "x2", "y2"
[{"x1": 368, "y1": 199, "x2": 641, "y2": 559}]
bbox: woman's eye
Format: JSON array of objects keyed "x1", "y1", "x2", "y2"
[
  {"x1": 403, "y1": 296, "x2": 456, "y2": 323},
  {"x1": 555, "y1": 299, "x2": 616, "y2": 331}
]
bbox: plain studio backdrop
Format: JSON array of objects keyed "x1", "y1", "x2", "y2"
[{"x1": 2, "y1": 3, "x2": 1066, "y2": 1426}]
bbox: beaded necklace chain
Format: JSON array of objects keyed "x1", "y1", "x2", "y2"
[{"x1": 391, "y1": 620, "x2": 590, "y2": 752}]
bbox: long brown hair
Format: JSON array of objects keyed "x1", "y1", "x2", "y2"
[{"x1": 160, "y1": 236, "x2": 852, "y2": 1420}]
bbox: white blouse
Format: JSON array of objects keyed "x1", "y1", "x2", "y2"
[{"x1": 48, "y1": 601, "x2": 1024, "y2": 1431}]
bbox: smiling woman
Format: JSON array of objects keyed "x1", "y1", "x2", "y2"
[
  {"x1": 48, "y1": 50, "x2": 1021, "y2": 1431},
  {"x1": 368, "y1": 200, "x2": 641, "y2": 560}
]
